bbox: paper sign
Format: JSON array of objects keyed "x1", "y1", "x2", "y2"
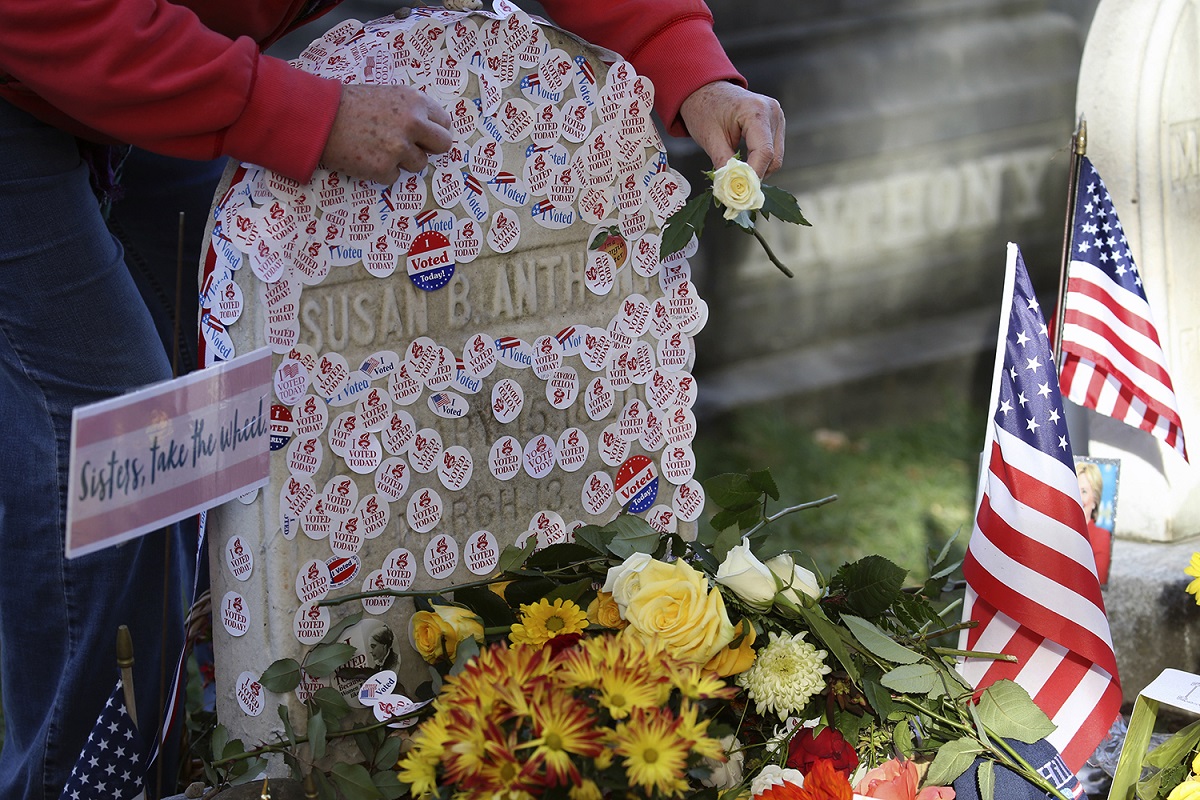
[{"x1": 66, "y1": 348, "x2": 272, "y2": 558}]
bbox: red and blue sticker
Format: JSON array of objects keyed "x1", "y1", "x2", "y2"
[
  {"x1": 614, "y1": 454, "x2": 658, "y2": 513},
  {"x1": 406, "y1": 230, "x2": 456, "y2": 292}
]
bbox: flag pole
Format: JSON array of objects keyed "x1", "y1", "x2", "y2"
[
  {"x1": 116, "y1": 625, "x2": 140, "y2": 730},
  {"x1": 1053, "y1": 117, "x2": 1086, "y2": 370}
]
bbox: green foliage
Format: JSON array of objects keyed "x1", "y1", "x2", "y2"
[
  {"x1": 831, "y1": 556, "x2": 908, "y2": 618},
  {"x1": 660, "y1": 190, "x2": 711, "y2": 258},
  {"x1": 974, "y1": 680, "x2": 1056, "y2": 744}
]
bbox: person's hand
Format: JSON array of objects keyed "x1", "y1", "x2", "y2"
[
  {"x1": 321, "y1": 84, "x2": 453, "y2": 183},
  {"x1": 679, "y1": 81, "x2": 785, "y2": 178}
]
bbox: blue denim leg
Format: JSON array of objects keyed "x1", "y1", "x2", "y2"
[{"x1": 0, "y1": 100, "x2": 211, "y2": 799}]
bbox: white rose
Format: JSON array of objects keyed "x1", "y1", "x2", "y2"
[
  {"x1": 716, "y1": 539, "x2": 776, "y2": 610},
  {"x1": 712, "y1": 157, "x2": 765, "y2": 221},
  {"x1": 750, "y1": 764, "x2": 805, "y2": 797},
  {"x1": 602, "y1": 552, "x2": 655, "y2": 614},
  {"x1": 700, "y1": 735, "x2": 745, "y2": 789},
  {"x1": 765, "y1": 553, "x2": 821, "y2": 608}
]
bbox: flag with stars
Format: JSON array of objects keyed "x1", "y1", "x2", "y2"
[
  {"x1": 1058, "y1": 155, "x2": 1187, "y2": 460},
  {"x1": 59, "y1": 678, "x2": 147, "y2": 800},
  {"x1": 960, "y1": 244, "x2": 1121, "y2": 776}
]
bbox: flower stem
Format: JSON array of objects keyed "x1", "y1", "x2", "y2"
[
  {"x1": 931, "y1": 647, "x2": 1018, "y2": 662},
  {"x1": 752, "y1": 227, "x2": 794, "y2": 278},
  {"x1": 743, "y1": 495, "x2": 838, "y2": 538}
]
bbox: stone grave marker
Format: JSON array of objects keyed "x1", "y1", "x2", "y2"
[
  {"x1": 1074, "y1": 0, "x2": 1199, "y2": 543},
  {"x1": 200, "y1": 3, "x2": 708, "y2": 749}
]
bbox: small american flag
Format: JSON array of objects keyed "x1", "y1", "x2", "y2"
[
  {"x1": 555, "y1": 326, "x2": 576, "y2": 345},
  {"x1": 1057, "y1": 156, "x2": 1187, "y2": 460},
  {"x1": 521, "y1": 73, "x2": 540, "y2": 88},
  {"x1": 59, "y1": 678, "x2": 147, "y2": 800},
  {"x1": 574, "y1": 55, "x2": 594, "y2": 85},
  {"x1": 495, "y1": 337, "x2": 520, "y2": 351},
  {"x1": 432, "y1": 393, "x2": 453, "y2": 410},
  {"x1": 462, "y1": 173, "x2": 484, "y2": 195},
  {"x1": 960, "y1": 244, "x2": 1121, "y2": 776}
]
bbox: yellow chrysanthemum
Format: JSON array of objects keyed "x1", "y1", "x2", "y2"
[
  {"x1": 470, "y1": 734, "x2": 542, "y2": 798},
  {"x1": 676, "y1": 700, "x2": 725, "y2": 761},
  {"x1": 1185, "y1": 553, "x2": 1200, "y2": 605},
  {"x1": 596, "y1": 663, "x2": 667, "y2": 720},
  {"x1": 666, "y1": 660, "x2": 737, "y2": 701},
  {"x1": 613, "y1": 709, "x2": 692, "y2": 798},
  {"x1": 569, "y1": 778, "x2": 604, "y2": 800},
  {"x1": 556, "y1": 643, "x2": 603, "y2": 689},
  {"x1": 522, "y1": 691, "x2": 606, "y2": 784},
  {"x1": 397, "y1": 749, "x2": 440, "y2": 798},
  {"x1": 510, "y1": 598, "x2": 590, "y2": 647}
]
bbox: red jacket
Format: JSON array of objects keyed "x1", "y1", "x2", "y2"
[{"x1": 0, "y1": 1, "x2": 742, "y2": 182}]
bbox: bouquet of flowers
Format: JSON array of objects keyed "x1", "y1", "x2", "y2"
[{"x1": 385, "y1": 469, "x2": 1069, "y2": 800}]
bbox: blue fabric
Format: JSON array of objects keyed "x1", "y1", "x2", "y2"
[
  {"x1": 951, "y1": 738, "x2": 1087, "y2": 800},
  {"x1": 0, "y1": 98, "x2": 219, "y2": 799}
]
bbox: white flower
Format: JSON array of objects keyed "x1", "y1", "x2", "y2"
[
  {"x1": 601, "y1": 552, "x2": 654, "y2": 614},
  {"x1": 751, "y1": 764, "x2": 805, "y2": 797},
  {"x1": 716, "y1": 539, "x2": 776, "y2": 610},
  {"x1": 712, "y1": 157, "x2": 765, "y2": 221},
  {"x1": 701, "y1": 734, "x2": 745, "y2": 790},
  {"x1": 765, "y1": 553, "x2": 822, "y2": 608},
  {"x1": 737, "y1": 631, "x2": 832, "y2": 719}
]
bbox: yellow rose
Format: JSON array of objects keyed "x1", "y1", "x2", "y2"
[
  {"x1": 587, "y1": 591, "x2": 627, "y2": 629},
  {"x1": 712, "y1": 157, "x2": 765, "y2": 221},
  {"x1": 705, "y1": 619, "x2": 757, "y2": 677},
  {"x1": 1169, "y1": 779, "x2": 1200, "y2": 800},
  {"x1": 621, "y1": 559, "x2": 737, "y2": 664},
  {"x1": 409, "y1": 604, "x2": 484, "y2": 664}
]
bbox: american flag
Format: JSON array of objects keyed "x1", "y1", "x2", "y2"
[
  {"x1": 431, "y1": 393, "x2": 453, "y2": 410},
  {"x1": 1057, "y1": 156, "x2": 1187, "y2": 460},
  {"x1": 960, "y1": 244, "x2": 1121, "y2": 776},
  {"x1": 59, "y1": 678, "x2": 148, "y2": 800},
  {"x1": 495, "y1": 336, "x2": 520, "y2": 351}
]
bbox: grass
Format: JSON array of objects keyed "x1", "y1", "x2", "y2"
[{"x1": 693, "y1": 388, "x2": 985, "y2": 584}]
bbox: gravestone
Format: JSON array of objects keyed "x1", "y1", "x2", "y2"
[
  {"x1": 1073, "y1": 0, "x2": 1199, "y2": 544},
  {"x1": 200, "y1": 2, "x2": 707, "y2": 750}
]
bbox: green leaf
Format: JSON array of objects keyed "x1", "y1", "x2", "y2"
[
  {"x1": 526, "y1": 543, "x2": 601, "y2": 570},
  {"x1": 503, "y1": 576, "x2": 557, "y2": 606},
  {"x1": 452, "y1": 588, "x2": 515, "y2": 629},
  {"x1": 660, "y1": 190, "x2": 711, "y2": 258},
  {"x1": 331, "y1": 762, "x2": 384, "y2": 800},
  {"x1": 842, "y1": 614, "x2": 923, "y2": 665},
  {"x1": 221, "y1": 736, "x2": 246, "y2": 761},
  {"x1": 259, "y1": 658, "x2": 302, "y2": 693},
  {"x1": 450, "y1": 634, "x2": 481, "y2": 676},
  {"x1": 688, "y1": 540, "x2": 720, "y2": 573},
  {"x1": 759, "y1": 184, "x2": 809, "y2": 225},
  {"x1": 880, "y1": 663, "x2": 940, "y2": 694},
  {"x1": 211, "y1": 724, "x2": 230, "y2": 763},
  {"x1": 307, "y1": 709, "x2": 327, "y2": 761},
  {"x1": 1145, "y1": 718, "x2": 1200, "y2": 769},
  {"x1": 704, "y1": 473, "x2": 762, "y2": 510},
  {"x1": 863, "y1": 678, "x2": 897, "y2": 719},
  {"x1": 747, "y1": 469, "x2": 780, "y2": 501},
  {"x1": 974, "y1": 680, "x2": 1056, "y2": 744},
  {"x1": 373, "y1": 769, "x2": 405, "y2": 800},
  {"x1": 311, "y1": 769, "x2": 337, "y2": 800},
  {"x1": 374, "y1": 736, "x2": 404, "y2": 771},
  {"x1": 278, "y1": 704, "x2": 298, "y2": 747},
  {"x1": 310, "y1": 686, "x2": 352, "y2": 721},
  {"x1": 571, "y1": 524, "x2": 611, "y2": 555},
  {"x1": 606, "y1": 515, "x2": 661, "y2": 559},
  {"x1": 321, "y1": 611, "x2": 365, "y2": 645},
  {"x1": 925, "y1": 736, "x2": 984, "y2": 786},
  {"x1": 797, "y1": 603, "x2": 859, "y2": 682},
  {"x1": 893, "y1": 719, "x2": 915, "y2": 758},
  {"x1": 303, "y1": 643, "x2": 357, "y2": 678},
  {"x1": 708, "y1": 508, "x2": 743, "y2": 534},
  {"x1": 710, "y1": 524, "x2": 744, "y2": 562},
  {"x1": 546, "y1": 577, "x2": 592, "y2": 604},
  {"x1": 834, "y1": 555, "x2": 908, "y2": 617},
  {"x1": 228, "y1": 757, "x2": 267, "y2": 785},
  {"x1": 498, "y1": 539, "x2": 536, "y2": 573},
  {"x1": 976, "y1": 760, "x2": 995, "y2": 800}
]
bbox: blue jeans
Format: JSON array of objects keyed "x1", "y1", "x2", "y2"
[{"x1": 0, "y1": 99, "x2": 220, "y2": 799}]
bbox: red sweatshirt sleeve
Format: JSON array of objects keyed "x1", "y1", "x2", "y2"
[
  {"x1": 0, "y1": 1, "x2": 342, "y2": 182},
  {"x1": 538, "y1": 0, "x2": 745, "y2": 138}
]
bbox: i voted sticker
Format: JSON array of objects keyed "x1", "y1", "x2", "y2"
[
  {"x1": 410, "y1": 428, "x2": 443, "y2": 474},
  {"x1": 491, "y1": 378, "x2": 524, "y2": 423},
  {"x1": 582, "y1": 470, "x2": 614, "y2": 516},
  {"x1": 357, "y1": 494, "x2": 390, "y2": 539},
  {"x1": 235, "y1": 671, "x2": 265, "y2": 717},
  {"x1": 489, "y1": 435, "x2": 523, "y2": 481},
  {"x1": 221, "y1": 591, "x2": 250, "y2": 638},
  {"x1": 585, "y1": 377, "x2": 615, "y2": 421},
  {"x1": 428, "y1": 391, "x2": 469, "y2": 419},
  {"x1": 646, "y1": 504, "x2": 677, "y2": 534},
  {"x1": 382, "y1": 547, "x2": 417, "y2": 592},
  {"x1": 463, "y1": 530, "x2": 500, "y2": 575},
  {"x1": 296, "y1": 558, "x2": 332, "y2": 603},
  {"x1": 556, "y1": 427, "x2": 589, "y2": 472},
  {"x1": 406, "y1": 231, "x2": 456, "y2": 291},
  {"x1": 375, "y1": 458, "x2": 411, "y2": 502},
  {"x1": 546, "y1": 367, "x2": 579, "y2": 409},
  {"x1": 673, "y1": 479, "x2": 706, "y2": 522},
  {"x1": 437, "y1": 445, "x2": 474, "y2": 492},
  {"x1": 424, "y1": 533, "x2": 459, "y2": 579},
  {"x1": 532, "y1": 336, "x2": 563, "y2": 379},
  {"x1": 382, "y1": 410, "x2": 416, "y2": 455},
  {"x1": 361, "y1": 570, "x2": 395, "y2": 615},
  {"x1": 660, "y1": 445, "x2": 697, "y2": 486},
  {"x1": 407, "y1": 487, "x2": 443, "y2": 533},
  {"x1": 598, "y1": 424, "x2": 630, "y2": 467},
  {"x1": 294, "y1": 601, "x2": 330, "y2": 645},
  {"x1": 614, "y1": 454, "x2": 659, "y2": 513},
  {"x1": 523, "y1": 434, "x2": 556, "y2": 479},
  {"x1": 225, "y1": 535, "x2": 254, "y2": 582}
]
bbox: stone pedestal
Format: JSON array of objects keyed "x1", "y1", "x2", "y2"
[{"x1": 1074, "y1": 0, "x2": 1200, "y2": 542}]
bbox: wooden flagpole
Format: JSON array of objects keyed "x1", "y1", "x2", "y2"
[
  {"x1": 1053, "y1": 117, "x2": 1087, "y2": 371},
  {"x1": 116, "y1": 625, "x2": 139, "y2": 729}
]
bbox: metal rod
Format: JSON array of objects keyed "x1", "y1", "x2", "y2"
[{"x1": 1053, "y1": 117, "x2": 1087, "y2": 371}]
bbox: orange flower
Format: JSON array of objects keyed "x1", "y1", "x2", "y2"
[
  {"x1": 854, "y1": 759, "x2": 955, "y2": 800},
  {"x1": 799, "y1": 759, "x2": 853, "y2": 800}
]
